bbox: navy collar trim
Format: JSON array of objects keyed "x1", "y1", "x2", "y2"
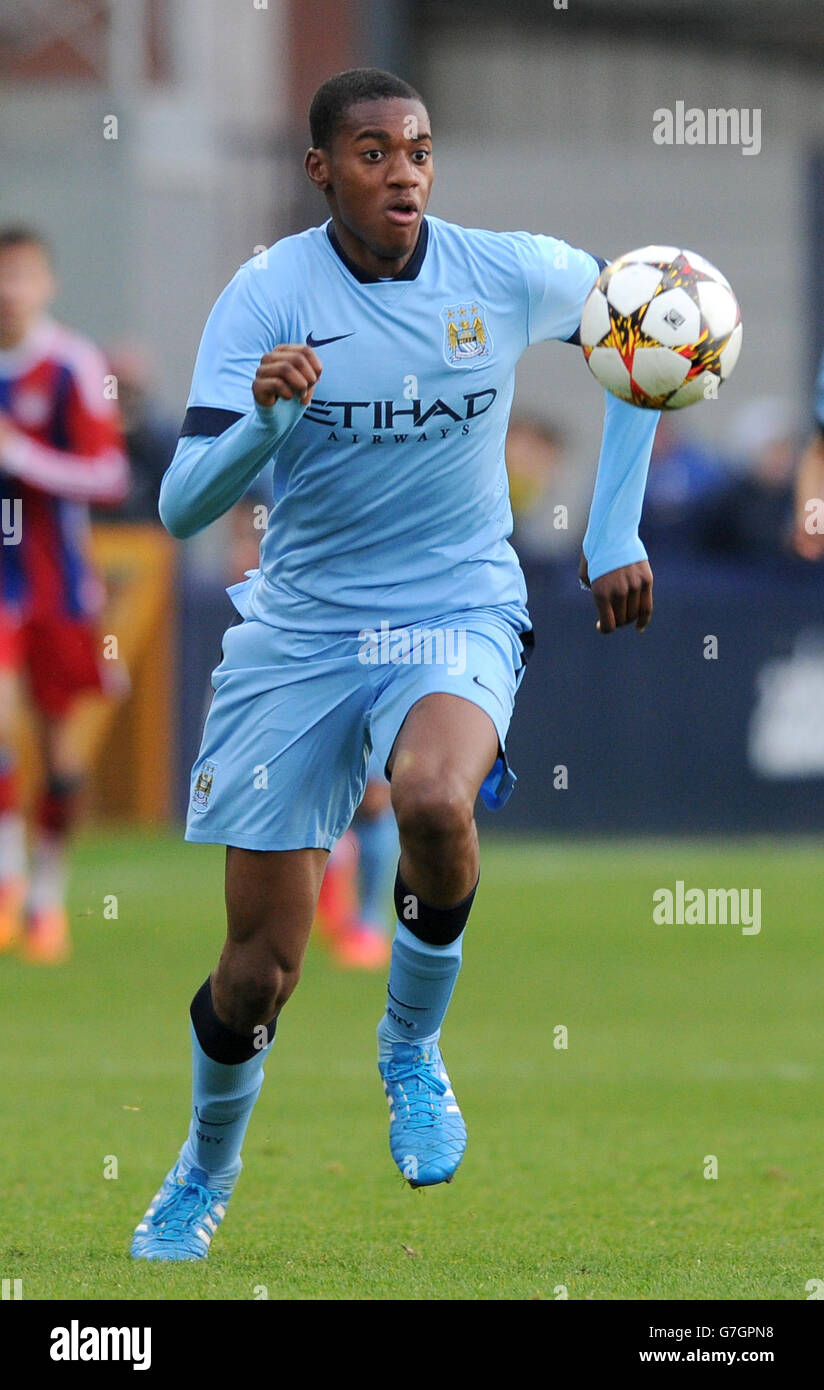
[{"x1": 326, "y1": 218, "x2": 429, "y2": 283}]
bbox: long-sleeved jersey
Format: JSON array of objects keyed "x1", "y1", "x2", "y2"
[
  {"x1": 0, "y1": 315, "x2": 129, "y2": 620},
  {"x1": 161, "y1": 217, "x2": 659, "y2": 634}
]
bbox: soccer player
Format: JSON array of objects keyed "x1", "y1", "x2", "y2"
[
  {"x1": 0, "y1": 226, "x2": 129, "y2": 963},
  {"x1": 131, "y1": 68, "x2": 657, "y2": 1260}
]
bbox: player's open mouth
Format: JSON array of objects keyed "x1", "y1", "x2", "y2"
[{"x1": 384, "y1": 202, "x2": 419, "y2": 225}]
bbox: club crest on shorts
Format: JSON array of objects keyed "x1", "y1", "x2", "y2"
[
  {"x1": 191, "y1": 761, "x2": 217, "y2": 813},
  {"x1": 441, "y1": 301, "x2": 492, "y2": 366}
]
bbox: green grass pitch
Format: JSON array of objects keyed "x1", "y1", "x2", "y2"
[{"x1": 1, "y1": 829, "x2": 822, "y2": 1301}]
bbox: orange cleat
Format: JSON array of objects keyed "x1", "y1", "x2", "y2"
[
  {"x1": 331, "y1": 921, "x2": 391, "y2": 971},
  {"x1": 0, "y1": 879, "x2": 26, "y2": 954},
  {"x1": 20, "y1": 906, "x2": 72, "y2": 965}
]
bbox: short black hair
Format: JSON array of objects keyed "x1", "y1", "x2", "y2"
[
  {"x1": 309, "y1": 68, "x2": 424, "y2": 150},
  {"x1": 0, "y1": 224, "x2": 54, "y2": 263}
]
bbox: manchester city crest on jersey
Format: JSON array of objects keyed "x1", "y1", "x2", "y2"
[
  {"x1": 191, "y1": 761, "x2": 217, "y2": 813},
  {"x1": 441, "y1": 301, "x2": 493, "y2": 367}
]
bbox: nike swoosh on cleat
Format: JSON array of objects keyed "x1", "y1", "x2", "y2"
[
  {"x1": 305, "y1": 330, "x2": 355, "y2": 347},
  {"x1": 387, "y1": 987, "x2": 427, "y2": 1012}
]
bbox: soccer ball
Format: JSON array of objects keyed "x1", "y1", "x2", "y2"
[{"x1": 580, "y1": 246, "x2": 742, "y2": 409}]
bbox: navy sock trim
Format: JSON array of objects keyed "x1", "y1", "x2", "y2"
[
  {"x1": 393, "y1": 868, "x2": 478, "y2": 946},
  {"x1": 190, "y1": 978, "x2": 276, "y2": 1064}
]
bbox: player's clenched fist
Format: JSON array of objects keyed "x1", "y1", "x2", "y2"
[
  {"x1": 578, "y1": 553, "x2": 654, "y2": 634},
  {"x1": 252, "y1": 345, "x2": 323, "y2": 408}
]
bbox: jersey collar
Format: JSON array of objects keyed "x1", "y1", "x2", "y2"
[{"x1": 325, "y1": 218, "x2": 429, "y2": 284}]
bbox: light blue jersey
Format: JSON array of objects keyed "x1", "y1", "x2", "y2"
[
  {"x1": 163, "y1": 216, "x2": 658, "y2": 634},
  {"x1": 162, "y1": 215, "x2": 661, "y2": 847}
]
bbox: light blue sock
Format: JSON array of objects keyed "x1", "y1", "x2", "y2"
[
  {"x1": 355, "y1": 809, "x2": 398, "y2": 931},
  {"x1": 179, "y1": 1023, "x2": 274, "y2": 1188},
  {"x1": 377, "y1": 922, "x2": 464, "y2": 1061}
]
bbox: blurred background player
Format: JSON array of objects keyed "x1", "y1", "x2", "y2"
[
  {"x1": 315, "y1": 751, "x2": 398, "y2": 969},
  {"x1": 0, "y1": 225, "x2": 129, "y2": 963}
]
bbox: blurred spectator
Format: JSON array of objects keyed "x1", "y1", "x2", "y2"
[
  {"x1": 95, "y1": 341, "x2": 178, "y2": 524},
  {"x1": 791, "y1": 349, "x2": 824, "y2": 561},
  {"x1": 700, "y1": 398, "x2": 799, "y2": 559},
  {"x1": 641, "y1": 414, "x2": 727, "y2": 552},
  {"x1": 506, "y1": 415, "x2": 572, "y2": 559}
]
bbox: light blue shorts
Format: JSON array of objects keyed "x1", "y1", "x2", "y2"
[{"x1": 186, "y1": 608, "x2": 533, "y2": 851}]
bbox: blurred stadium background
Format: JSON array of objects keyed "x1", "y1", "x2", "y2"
[{"x1": 3, "y1": 0, "x2": 824, "y2": 834}]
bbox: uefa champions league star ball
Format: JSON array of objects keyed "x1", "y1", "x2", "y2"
[{"x1": 580, "y1": 246, "x2": 742, "y2": 409}]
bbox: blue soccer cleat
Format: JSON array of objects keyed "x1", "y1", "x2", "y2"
[
  {"x1": 379, "y1": 1041, "x2": 467, "y2": 1187},
  {"x1": 130, "y1": 1161, "x2": 232, "y2": 1261}
]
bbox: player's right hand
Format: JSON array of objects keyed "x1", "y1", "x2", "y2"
[{"x1": 253, "y1": 345, "x2": 322, "y2": 408}]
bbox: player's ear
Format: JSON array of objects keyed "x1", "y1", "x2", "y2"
[{"x1": 304, "y1": 147, "x2": 331, "y2": 193}]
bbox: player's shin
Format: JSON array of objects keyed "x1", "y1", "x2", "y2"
[
  {"x1": 376, "y1": 869, "x2": 477, "y2": 1058},
  {"x1": 180, "y1": 977, "x2": 276, "y2": 1189},
  {"x1": 21, "y1": 775, "x2": 81, "y2": 962},
  {"x1": 28, "y1": 831, "x2": 69, "y2": 915},
  {"x1": 29, "y1": 775, "x2": 83, "y2": 908}
]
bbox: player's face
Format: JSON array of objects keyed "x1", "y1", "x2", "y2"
[
  {"x1": 0, "y1": 243, "x2": 56, "y2": 346},
  {"x1": 309, "y1": 98, "x2": 433, "y2": 270}
]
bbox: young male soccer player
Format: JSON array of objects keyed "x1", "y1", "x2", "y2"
[
  {"x1": 132, "y1": 68, "x2": 657, "y2": 1260},
  {"x1": 0, "y1": 226, "x2": 129, "y2": 963}
]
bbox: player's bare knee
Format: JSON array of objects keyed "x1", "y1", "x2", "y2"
[
  {"x1": 217, "y1": 944, "x2": 303, "y2": 1027},
  {"x1": 250, "y1": 954, "x2": 301, "y2": 1014},
  {"x1": 393, "y1": 772, "x2": 474, "y2": 848}
]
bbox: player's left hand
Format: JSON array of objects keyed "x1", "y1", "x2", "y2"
[{"x1": 578, "y1": 552, "x2": 653, "y2": 634}]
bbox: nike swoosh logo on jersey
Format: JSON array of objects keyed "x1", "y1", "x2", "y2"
[{"x1": 305, "y1": 330, "x2": 356, "y2": 347}]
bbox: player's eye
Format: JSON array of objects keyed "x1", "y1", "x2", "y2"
[
  {"x1": 411, "y1": 149, "x2": 431, "y2": 163},
  {"x1": 363, "y1": 149, "x2": 384, "y2": 162}
]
